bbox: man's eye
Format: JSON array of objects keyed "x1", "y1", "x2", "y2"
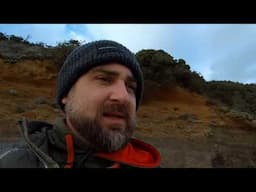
[
  {"x1": 96, "y1": 76, "x2": 112, "y2": 83},
  {"x1": 127, "y1": 84, "x2": 137, "y2": 93}
]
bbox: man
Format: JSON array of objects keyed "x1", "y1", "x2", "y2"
[{"x1": 0, "y1": 40, "x2": 160, "y2": 168}]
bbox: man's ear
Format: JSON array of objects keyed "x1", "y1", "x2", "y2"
[{"x1": 62, "y1": 97, "x2": 68, "y2": 104}]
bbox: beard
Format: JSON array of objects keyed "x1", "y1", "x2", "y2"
[{"x1": 65, "y1": 99, "x2": 136, "y2": 152}]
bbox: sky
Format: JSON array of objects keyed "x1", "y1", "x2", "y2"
[{"x1": 0, "y1": 24, "x2": 255, "y2": 84}]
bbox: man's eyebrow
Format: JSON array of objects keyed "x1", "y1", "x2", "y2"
[
  {"x1": 90, "y1": 68, "x2": 119, "y2": 76},
  {"x1": 127, "y1": 76, "x2": 137, "y2": 84},
  {"x1": 90, "y1": 68, "x2": 137, "y2": 83}
]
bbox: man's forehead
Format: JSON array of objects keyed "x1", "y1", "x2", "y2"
[{"x1": 89, "y1": 63, "x2": 135, "y2": 79}]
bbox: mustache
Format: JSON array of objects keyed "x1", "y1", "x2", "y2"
[{"x1": 101, "y1": 103, "x2": 129, "y2": 119}]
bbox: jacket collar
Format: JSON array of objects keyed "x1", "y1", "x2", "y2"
[
  {"x1": 49, "y1": 118, "x2": 93, "y2": 153},
  {"x1": 96, "y1": 138, "x2": 161, "y2": 168}
]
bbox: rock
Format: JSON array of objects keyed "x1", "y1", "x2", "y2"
[
  {"x1": 219, "y1": 106, "x2": 229, "y2": 113},
  {"x1": 8, "y1": 89, "x2": 18, "y2": 96},
  {"x1": 47, "y1": 74, "x2": 57, "y2": 80},
  {"x1": 178, "y1": 113, "x2": 198, "y2": 121},
  {"x1": 16, "y1": 105, "x2": 26, "y2": 113},
  {"x1": 34, "y1": 97, "x2": 48, "y2": 105},
  {"x1": 250, "y1": 120, "x2": 256, "y2": 128},
  {"x1": 50, "y1": 100, "x2": 58, "y2": 108},
  {"x1": 53, "y1": 109, "x2": 60, "y2": 113},
  {"x1": 173, "y1": 107, "x2": 179, "y2": 111},
  {"x1": 228, "y1": 110, "x2": 254, "y2": 121},
  {"x1": 178, "y1": 113, "x2": 190, "y2": 120}
]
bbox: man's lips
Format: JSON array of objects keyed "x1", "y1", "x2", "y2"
[
  {"x1": 102, "y1": 112, "x2": 127, "y2": 126},
  {"x1": 103, "y1": 112, "x2": 126, "y2": 119}
]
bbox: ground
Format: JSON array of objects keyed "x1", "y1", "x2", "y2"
[{"x1": 1, "y1": 58, "x2": 256, "y2": 167}]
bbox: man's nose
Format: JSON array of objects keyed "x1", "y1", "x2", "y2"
[{"x1": 109, "y1": 81, "x2": 129, "y2": 103}]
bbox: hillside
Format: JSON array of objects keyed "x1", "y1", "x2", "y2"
[
  {"x1": 0, "y1": 35, "x2": 256, "y2": 167},
  {"x1": 1, "y1": 57, "x2": 256, "y2": 167}
]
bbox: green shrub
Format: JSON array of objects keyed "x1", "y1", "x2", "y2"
[
  {"x1": 0, "y1": 32, "x2": 8, "y2": 41},
  {"x1": 9, "y1": 35, "x2": 24, "y2": 43},
  {"x1": 136, "y1": 49, "x2": 205, "y2": 93}
]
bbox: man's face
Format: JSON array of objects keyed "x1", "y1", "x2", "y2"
[{"x1": 62, "y1": 63, "x2": 137, "y2": 152}]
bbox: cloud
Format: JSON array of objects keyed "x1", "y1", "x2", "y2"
[
  {"x1": 85, "y1": 24, "x2": 175, "y2": 53},
  {"x1": 210, "y1": 45, "x2": 256, "y2": 83},
  {"x1": 207, "y1": 24, "x2": 256, "y2": 83},
  {"x1": 0, "y1": 24, "x2": 70, "y2": 45}
]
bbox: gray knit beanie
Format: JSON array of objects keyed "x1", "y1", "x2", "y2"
[{"x1": 56, "y1": 40, "x2": 144, "y2": 111}]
